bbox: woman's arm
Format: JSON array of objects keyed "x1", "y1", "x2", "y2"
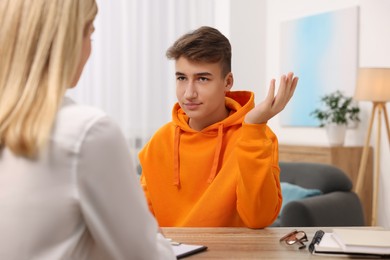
[{"x1": 76, "y1": 116, "x2": 175, "y2": 260}]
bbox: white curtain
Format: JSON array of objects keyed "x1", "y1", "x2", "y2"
[{"x1": 68, "y1": 0, "x2": 230, "y2": 159}]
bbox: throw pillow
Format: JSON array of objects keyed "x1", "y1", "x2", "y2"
[{"x1": 279, "y1": 182, "x2": 322, "y2": 217}]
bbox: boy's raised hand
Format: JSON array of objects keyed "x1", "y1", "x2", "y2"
[{"x1": 244, "y1": 72, "x2": 298, "y2": 124}]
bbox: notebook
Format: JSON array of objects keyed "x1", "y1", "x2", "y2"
[
  {"x1": 332, "y1": 228, "x2": 390, "y2": 255},
  {"x1": 313, "y1": 228, "x2": 390, "y2": 257},
  {"x1": 171, "y1": 243, "x2": 208, "y2": 259}
]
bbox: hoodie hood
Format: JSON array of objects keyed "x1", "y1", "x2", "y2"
[{"x1": 171, "y1": 91, "x2": 255, "y2": 186}]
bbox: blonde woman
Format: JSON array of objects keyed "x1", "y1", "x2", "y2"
[{"x1": 0, "y1": 0, "x2": 175, "y2": 259}]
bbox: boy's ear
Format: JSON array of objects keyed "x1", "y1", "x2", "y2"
[{"x1": 225, "y1": 72, "x2": 234, "y2": 91}]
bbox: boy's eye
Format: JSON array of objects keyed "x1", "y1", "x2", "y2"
[
  {"x1": 176, "y1": 76, "x2": 186, "y2": 81},
  {"x1": 198, "y1": 77, "x2": 209, "y2": 82}
]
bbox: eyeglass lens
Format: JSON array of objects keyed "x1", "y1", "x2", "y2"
[{"x1": 280, "y1": 230, "x2": 307, "y2": 249}]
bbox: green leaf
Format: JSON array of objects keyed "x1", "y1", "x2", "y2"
[{"x1": 310, "y1": 90, "x2": 360, "y2": 126}]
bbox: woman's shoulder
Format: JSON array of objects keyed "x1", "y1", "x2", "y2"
[
  {"x1": 51, "y1": 97, "x2": 122, "y2": 151},
  {"x1": 59, "y1": 96, "x2": 107, "y2": 122}
]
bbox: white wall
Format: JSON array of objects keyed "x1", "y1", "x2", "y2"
[
  {"x1": 357, "y1": 0, "x2": 390, "y2": 228},
  {"x1": 230, "y1": 0, "x2": 390, "y2": 227},
  {"x1": 229, "y1": 0, "x2": 266, "y2": 98}
]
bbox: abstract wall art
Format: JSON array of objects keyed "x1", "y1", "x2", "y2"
[{"x1": 279, "y1": 7, "x2": 359, "y2": 127}]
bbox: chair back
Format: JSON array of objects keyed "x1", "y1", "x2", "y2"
[{"x1": 279, "y1": 162, "x2": 352, "y2": 193}]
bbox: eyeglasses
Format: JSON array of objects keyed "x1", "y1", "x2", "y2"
[{"x1": 279, "y1": 230, "x2": 308, "y2": 249}]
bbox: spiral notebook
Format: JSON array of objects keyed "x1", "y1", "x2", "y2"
[{"x1": 312, "y1": 228, "x2": 390, "y2": 257}]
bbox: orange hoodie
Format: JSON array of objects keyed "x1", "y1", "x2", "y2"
[{"x1": 139, "y1": 91, "x2": 282, "y2": 228}]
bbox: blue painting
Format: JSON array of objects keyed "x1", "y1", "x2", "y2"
[{"x1": 279, "y1": 7, "x2": 358, "y2": 127}]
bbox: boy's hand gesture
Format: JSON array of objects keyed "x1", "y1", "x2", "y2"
[{"x1": 244, "y1": 72, "x2": 298, "y2": 124}]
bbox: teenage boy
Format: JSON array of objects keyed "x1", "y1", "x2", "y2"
[{"x1": 139, "y1": 26, "x2": 298, "y2": 228}]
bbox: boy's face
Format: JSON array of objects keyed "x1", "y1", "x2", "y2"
[{"x1": 175, "y1": 56, "x2": 233, "y2": 131}]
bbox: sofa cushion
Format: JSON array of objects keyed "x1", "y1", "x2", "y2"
[{"x1": 279, "y1": 182, "x2": 322, "y2": 216}]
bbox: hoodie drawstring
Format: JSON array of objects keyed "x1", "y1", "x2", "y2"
[
  {"x1": 173, "y1": 124, "x2": 224, "y2": 186},
  {"x1": 207, "y1": 124, "x2": 224, "y2": 183},
  {"x1": 173, "y1": 126, "x2": 181, "y2": 186}
]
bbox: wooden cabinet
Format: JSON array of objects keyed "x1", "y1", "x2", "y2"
[{"x1": 279, "y1": 144, "x2": 373, "y2": 225}]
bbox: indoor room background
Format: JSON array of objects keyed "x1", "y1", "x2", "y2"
[{"x1": 68, "y1": 0, "x2": 390, "y2": 227}]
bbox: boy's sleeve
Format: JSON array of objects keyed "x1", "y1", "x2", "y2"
[{"x1": 235, "y1": 122, "x2": 282, "y2": 228}]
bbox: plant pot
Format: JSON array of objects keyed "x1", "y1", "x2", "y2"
[{"x1": 326, "y1": 124, "x2": 346, "y2": 146}]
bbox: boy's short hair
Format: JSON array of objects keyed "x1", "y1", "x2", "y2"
[{"x1": 166, "y1": 26, "x2": 232, "y2": 77}]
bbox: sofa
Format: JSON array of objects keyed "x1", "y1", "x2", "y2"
[{"x1": 271, "y1": 162, "x2": 365, "y2": 227}]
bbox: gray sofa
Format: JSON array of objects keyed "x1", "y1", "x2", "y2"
[{"x1": 271, "y1": 162, "x2": 365, "y2": 227}]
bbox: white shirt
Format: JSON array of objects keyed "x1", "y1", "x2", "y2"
[{"x1": 0, "y1": 97, "x2": 175, "y2": 260}]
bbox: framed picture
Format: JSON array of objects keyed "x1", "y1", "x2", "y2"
[{"x1": 279, "y1": 7, "x2": 359, "y2": 127}]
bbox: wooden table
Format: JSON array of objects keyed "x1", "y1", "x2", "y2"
[{"x1": 162, "y1": 227, "x2": 371, "y2": 259}]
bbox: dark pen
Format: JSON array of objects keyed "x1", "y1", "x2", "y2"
[{"x1": 309, "y1": 230, "x2": 325, "y2": 253}]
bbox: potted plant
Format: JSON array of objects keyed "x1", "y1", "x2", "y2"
[{"x1": 310, "y1": 90, "x2": 360, "y2": 146}]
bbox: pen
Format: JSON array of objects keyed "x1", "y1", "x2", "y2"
[{"x1": 309, "y1": 230, "x2": 324, "y2": 253}]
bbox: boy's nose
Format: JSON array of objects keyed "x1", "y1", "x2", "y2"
[{"x1": 184, "y1": 82, "x2": 198, "y2": 99}]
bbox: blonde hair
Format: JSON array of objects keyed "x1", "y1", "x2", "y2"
[{"x1": 0, "y1": 0, "x2": 97, "y2": 157}]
